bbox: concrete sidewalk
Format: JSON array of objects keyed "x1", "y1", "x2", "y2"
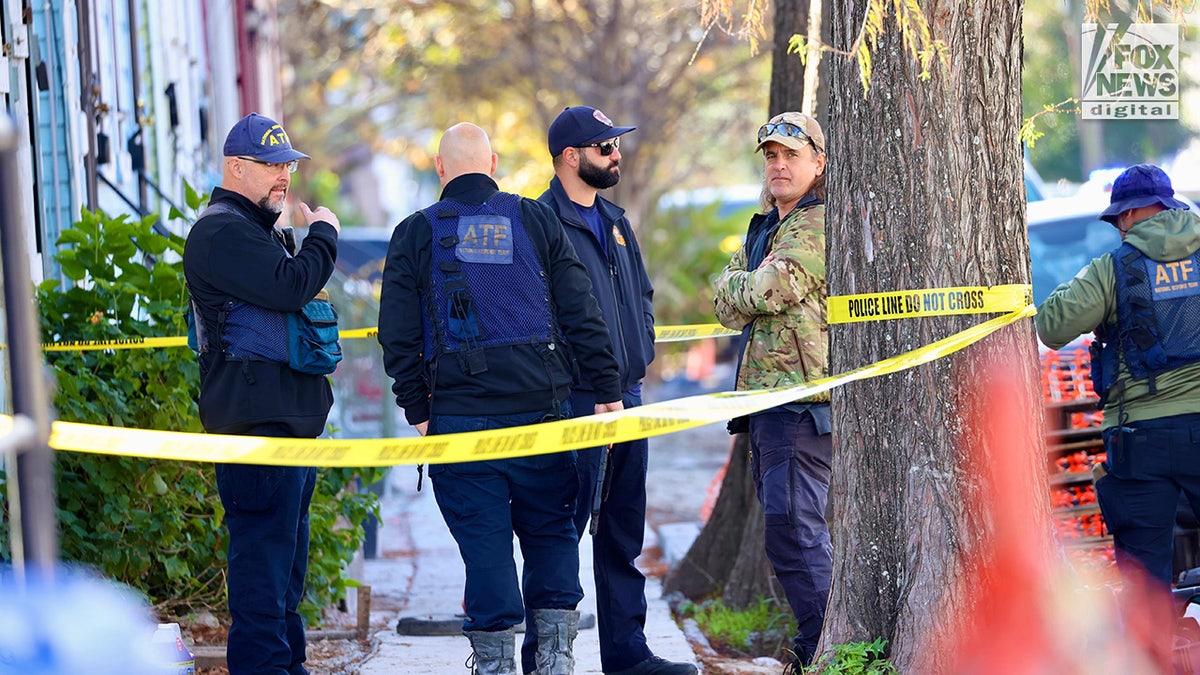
[{"x1": 357, "y1": 469, "x2": 699, "y2": 674}]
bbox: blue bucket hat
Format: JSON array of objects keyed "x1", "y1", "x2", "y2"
[
  {"x1": 222, "y1": 113, "x2": 311, "y2": 163},
  {"x1": 1099, "y1": 163, "x2": 1190, "y2": 225},
  {"x1": 547, "y1": 106, "x2": 635, "y2": 157}
]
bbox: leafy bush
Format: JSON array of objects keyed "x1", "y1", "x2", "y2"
[
  {"x1": 31, "y1": 205, "x2": 221, "y2": 613},
  {"x1": 810, "y1": 638, "x2": 897, "y2": 675},
  {"x1": 640, "y1": 200, "x2": 754, "y2": 381},
  {"x1": 1, "y1": 195, "x2": 380, "y2": 625}
]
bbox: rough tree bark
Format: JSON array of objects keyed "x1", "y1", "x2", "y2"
[
  {"x1": 822, "y1": 1, "x2": 1053, "y2": 673},
  {"x1": 768, "y1": 0, "x2": 809, "y2": 115}
]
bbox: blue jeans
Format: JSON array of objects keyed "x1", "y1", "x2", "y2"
[
  {"x1": 429, "y1": 406, "x2": 583, "y2": 632},
  {"x1": 749, "y1": 407, "x2": 832, "y2": 666},
  {"x1": 1096, "y1": 412, "x2": 1200, "y2": 586},
  {"x1": 217, "y1": 423, "x2": 317, "y2": 675}
]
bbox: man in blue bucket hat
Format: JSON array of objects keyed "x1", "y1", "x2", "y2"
[{"x1": 1036, "y1": 164, "x2": 1200, "y2": 595}]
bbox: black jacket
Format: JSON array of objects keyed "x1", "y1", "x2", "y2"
[
  {"x1": 379, "y1": 173, "x2": 621, "y2": 425},
  {"x1": 539, "y1": 177, "x2": 655, "y2": 394},
  {"x1": 183, "y1": 187, "x2": 338, "y2": 437}
]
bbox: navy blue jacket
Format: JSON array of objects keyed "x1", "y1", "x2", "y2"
[
  {"x1": 539, "y1": 177, "x2": 655, "y2": 395},
  {"x1": 379, "y1": 173, "x2": 622, "y2": 425},
  {"x1": 183, "y1": 187, "x2": 338, "y2": 437}
]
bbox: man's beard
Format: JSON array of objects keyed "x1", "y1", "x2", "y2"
[
  {"x1": 258, "y1": 191, "x2": 286, "y2": 213},
  {"x1": 579, "y1": 154, "x2": 620, "y2": 190}
]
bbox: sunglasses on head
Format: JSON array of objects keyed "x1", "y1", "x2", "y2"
[
  {"x1": 757, "y1": 122, "x2": 814, "y2": 146},
  {"x1": 576, "y1": 137, "x2": 620, "y2": 156}
]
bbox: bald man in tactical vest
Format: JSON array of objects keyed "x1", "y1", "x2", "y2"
[{"x1": 378, "y1": 123, "x2": 624, "y2": 674}]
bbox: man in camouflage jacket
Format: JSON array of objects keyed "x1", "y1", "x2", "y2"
[{"x1": 712, "y1": 112, "x2": 831, "y2": 670}]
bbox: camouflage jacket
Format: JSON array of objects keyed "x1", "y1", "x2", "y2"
[{"x1": 713, "y1": 201, "x2": 828, "y2": 400}]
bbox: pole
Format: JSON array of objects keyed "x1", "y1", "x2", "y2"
[{"x1": 0, "y1": 113, "x2": 58, "y2": 583}]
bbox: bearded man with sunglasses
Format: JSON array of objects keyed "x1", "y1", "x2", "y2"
[
  {"x1": 714, "y1": 112, "x2": 831, "y2": 671},
  {"x1": 523, "y1": 107, "x2": 693, "y2": 675},
  {"x1": 184, "y1": 113, "x2": 340, "y2": 675}
]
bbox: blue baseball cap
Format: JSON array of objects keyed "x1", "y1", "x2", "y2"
[
  {"x1": 547, "y1": 106, "x2": 635, "y2": 157},
  {"x1": 1099, "y1": 163, "x2": 1190, "y2": 225},
  {"x1": 222, "y1": 113, "x2": 311, "y2": 163}
]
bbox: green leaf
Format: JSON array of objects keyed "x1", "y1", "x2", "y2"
[
  {"x1": 184, "y1": 180, "x2": 207, "y2": 211},
  {"x1": 150, "y1": 472, "x2": 169, "y2": 495},
  {"x1": 56, "y1": 229, "x2": 89, "y2": 246},
  {"x1": 59, "y1": 258, "x2": 87, "y2": 281}
]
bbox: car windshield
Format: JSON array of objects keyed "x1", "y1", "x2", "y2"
[{"x1": 1029, "y1": 214, "x2": 1121, "y2": 306}]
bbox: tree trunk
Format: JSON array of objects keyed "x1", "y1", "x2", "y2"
[
  {"x1": 823, "y1": 2, "x2": 1053, "y2": 673},
  {"x1": 664, "y1": 434, "x2": 782, "y2": 608},
  {"x1": 720, "y1": 501, "x2": 782, "y2": 609},
  {"x1": 769, "y1": 0, "x2": 807, "y2": 116},
  {"x1": 768, "y1": 0, "x2": 832, "y2": 118}
]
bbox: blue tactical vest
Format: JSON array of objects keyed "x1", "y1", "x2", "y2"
[
  {"x1": 1090, "y1": 241, "x2": 1200, "y2": 404},
  {"x1": 190, "y1": 201, "x2": 292, "y2": 365},
  {"x1": 420, "y1": 192, "x2": 558, "y2": 374}
]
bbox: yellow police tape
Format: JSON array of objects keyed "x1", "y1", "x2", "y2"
[
  {"x1": 335, "y1": 324, "x2": 743, "y2": 344},
  {"x1": 40, "y1": 335, "x2": 191, "y2": 351},
  {"x1": 35, "y1": 324, "x2": 738, "y2": 352},
  {"x1": 35, "y1": 284, "x2": 1031, "y2": 352},
  {"x1": 1, "y1": 305, "x2": 1035, "y2": 467},
  {"x1": 827, "y1": 284, "x2": 1031, "y2": 324}
]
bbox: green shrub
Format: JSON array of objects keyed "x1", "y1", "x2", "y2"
[
  {"x1": 810, "y1": 638, "x2": 897, "y2": 675},
  {"x1": 1, "y1": 196, "x2": 380, "y2": 625},
  {"x1": 31, "y1": 205, "x2": 220, "y2": 614},
  {"x1": 641, "y1": 200, "x2": 754, "y2": 380}
]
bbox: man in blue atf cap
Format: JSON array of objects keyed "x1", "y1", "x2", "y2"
[
  {"x1": 185, "y1": 112, "x2": 340, "y2": 675},
  {"x1": 1036, "y1": 164, "x2": 1200, "y2": 603},
  {"x1": 521, "y1": 106, "x2": 695, "y2": 675}
]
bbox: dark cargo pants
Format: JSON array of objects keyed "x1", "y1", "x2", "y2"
[
  {"x1": 522, "y1": 390, "x2": 653, "y2": 673},
  {"x1": 218, "y1": 435, "x2": 317, "y2": 675},
  {"x1": 429, "y1": 408, "x2": 583, "y2": 633},
  {"x1": 749, "y1": 407, "x2": 832, "y2": 666},
  {"x1": 1096, "y1": 412, "x2": 1200, "y2": 586}
]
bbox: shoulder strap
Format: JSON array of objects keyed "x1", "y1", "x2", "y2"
[
  {"x1": 199, "y1": 200, "x2": 241, "y2": 220},
  {"x1": 189, "y1": 200, "x2": 247, "y2": 362}
]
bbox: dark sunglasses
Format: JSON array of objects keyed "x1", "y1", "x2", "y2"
[
  {"x1": 239, "y1": 156, "x2": 299, "y2": 173},
  {"x1": 576, "y1": 137, "x2": 620, "y2": 156},
  {"x1": 757, "y1": 122, "x2": 814, "y2": 147}
]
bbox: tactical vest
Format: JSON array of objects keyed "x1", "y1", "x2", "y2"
[
  {"x1": 189, "y1": 201, "x2": 292, "y2": 365},
  {"x1": 1090, "y1": 242, "x2": 1200, "y2": 404},
  {"x1": 420, "y1": 192, "x2": 558, "y2": 374}
]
